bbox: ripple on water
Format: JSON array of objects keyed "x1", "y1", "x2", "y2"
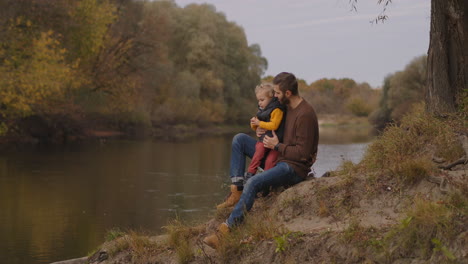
[
  {"x1": 168, "y1": 192, "x2": 185, "y2": 197},
  {"x1": 145, "y1": 171, "x2": 170, "y2": 177}
]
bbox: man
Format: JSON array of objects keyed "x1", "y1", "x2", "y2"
[{"x1": 204, "y1": 72, "x2": 319, "y2": 248}]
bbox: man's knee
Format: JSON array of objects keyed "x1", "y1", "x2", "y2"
[
  {"x1": 244, "y1": 175, "x2": 264, "y2": 193},
  {"x1": 232, "y1": 133, "x2": 248, "y2": 145}
]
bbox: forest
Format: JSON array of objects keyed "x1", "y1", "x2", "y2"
[{"x1": 0, "y1": 0, "x2": 426, "y2": 143}]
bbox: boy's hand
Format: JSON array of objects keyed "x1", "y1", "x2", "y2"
[
  {"x1": 250, "y1": 117, "x2": 260, "y2": 126},
  {"x1": 263, "y1": 130, "x2": 279, "y2": 149}
]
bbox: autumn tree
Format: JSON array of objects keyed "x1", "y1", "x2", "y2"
[
  {"x1": 145, "y1": 2, "x2": 266, "y2": 126},
  {"x1": 0, "y1": 17, "x2": 80, "y2": 135},
  {"x1": 369, "y1": 55, "x2": 427, "y2": 128}
]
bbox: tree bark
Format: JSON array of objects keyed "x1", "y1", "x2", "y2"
[{"x1": 426, "y1": 0, "x2": 468, "y2": 115}]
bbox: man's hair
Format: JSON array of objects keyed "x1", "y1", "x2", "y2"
[
  {"x1": 255, "y1": 82, "x2": 274, "y2": 97},
  {"x1": 273, "y1": 72, "x2": 298, "y2": 95}
]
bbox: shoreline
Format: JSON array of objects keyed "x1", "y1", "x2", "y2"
[{"x1": 0, "y1": 115, "x2": 373, "y2": 149}]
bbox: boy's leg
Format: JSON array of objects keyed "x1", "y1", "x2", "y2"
[
  {"x1": 226, "y1": 162, "x2": 303, "y2": 227},
  {"x1": 246, "y1": 141, "x2": 267, "y2": 175},
  {"x1": 264, "y1": 150, "x2": 280, "y2": 170}
]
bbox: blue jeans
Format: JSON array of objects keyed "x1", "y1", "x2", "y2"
[
  {"x1": 226, "y1": 161, "x2": 303, "y2": 227},
  {"x1": 229, "y1": 133, "x2": 257, "y2": 183}
]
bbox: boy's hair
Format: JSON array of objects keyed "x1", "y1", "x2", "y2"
[
  {"x1": 273, "y1": 72, "x2": 298, "y2": 95},
  {"x1": 255, "y1": 83, "x2": 274, "y2": 97}
]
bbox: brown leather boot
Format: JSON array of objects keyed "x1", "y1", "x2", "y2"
[
  {"x1": 216, "y1": 184, "x2": 242, "y2": 209},
  {"x1": 203, "y1": 223, "x2": 230, "y2": 249}
]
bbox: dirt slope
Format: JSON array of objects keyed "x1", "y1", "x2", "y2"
[{"x1": 86, "y1": 158, "x2": 466, "y2": 264}]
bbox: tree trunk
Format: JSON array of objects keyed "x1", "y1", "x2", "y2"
[{"x1": 426, "y1": 0, "x2": 468, "y2": 115}]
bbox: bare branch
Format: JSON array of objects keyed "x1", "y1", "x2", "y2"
[
  {"x1": 352, "y1": 0, "x2": 393, "y2": 24},
  {"x1": 349, "y1": 0, "x2": 358, "y2": 12},
  {"x1": 373, "y1": 0, "x2": 392, "y2": 24}
]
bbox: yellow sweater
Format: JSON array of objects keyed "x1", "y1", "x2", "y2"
[{"x1": 250, "y1": 108, "x2": 284, "y2": 131}]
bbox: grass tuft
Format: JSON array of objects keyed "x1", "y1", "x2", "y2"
[
  {"x1": 163, "y1": 219, "x2": 200, "y2": 264},
  {"x1": 107, "y1": 230, "x2": 163, "y2": 262},
  {"x1": 105, "y1": 227, "x2": 126, "y2": 242},
  {"x1": 217, "y1": 210, "x2": 288, "y2": 262},
  {"x1": 341, "y1": 218, "x2": 383, "y2": 250},
  {"x1": 382, "y1": 198, "x2": 459, "y2": 261},
  {"x1": 397, "y1": 158, "x2": 433, "y2": 185},
  {"x1": 318, "y1": 200, "x2": 330, "y2": 217}
]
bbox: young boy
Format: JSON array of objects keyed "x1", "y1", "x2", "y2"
[{"x1": 246, "y1": 83, "x2": 285, "y2": 180}]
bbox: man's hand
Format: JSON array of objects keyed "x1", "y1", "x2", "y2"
[
  {"x1": 256, "y1": 127, "x2": 266, "y2": 138},
  {"x1": 263, "y1": 130, "x2": 279, "y2": 149}
]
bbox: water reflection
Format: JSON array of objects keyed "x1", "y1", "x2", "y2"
[
  {"x1": 0, "y1": 126, "x2": 374, "y2": 264},
  {"x1": 314, "y1": 126, "x2": 375, "y2": 177},
  {"x1": 0, "y1": 137, "x2": 231, "y2": 264},
  {"x1": 319, "y1": 126, "x2": 376, "y2": 144}
]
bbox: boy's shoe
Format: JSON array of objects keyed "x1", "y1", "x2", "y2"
[
  {"x1": 203, "y1": 223, "x2": 230, "y2": 249},
  {"x1": 216, "y1": 184, "x2": 242, "y2": 209}
]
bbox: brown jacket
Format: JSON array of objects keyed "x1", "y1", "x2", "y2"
[{"x1": 276, "y1": 99, "x2": 319, "y2": 178}]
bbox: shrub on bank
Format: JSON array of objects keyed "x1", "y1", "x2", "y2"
[{"x1": 362, "y1": 103, "x2": 464, "y2": 187}]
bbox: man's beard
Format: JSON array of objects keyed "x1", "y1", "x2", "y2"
[{"x1": 279, "y1": 97, "x2": 290, "y2": 105}]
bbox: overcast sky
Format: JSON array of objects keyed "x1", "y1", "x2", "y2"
[{"x1": 173, "y1": 0, "x2": 431, "y2": 88}]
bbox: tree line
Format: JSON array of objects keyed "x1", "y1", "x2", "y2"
[
  {"x1": 0, "y1": 0, "x2": 436, "y2": 143},
  {"x1": 0, "y1": 0, "x2": 266, "y2": 142},
  {"x1": 300, "y1": 78, "x2": 380, "y2": 118}
]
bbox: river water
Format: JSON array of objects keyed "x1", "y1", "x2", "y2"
[{"x1": 0, "y1": 126, "x2": 373, "y2": 264}]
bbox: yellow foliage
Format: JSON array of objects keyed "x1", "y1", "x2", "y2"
[
  {"x1": 0, "y1": 21, "x2": 79, "y2": 119},
  {"x1": 70, "y1": 0, "x2": 117, "y2": 62}
]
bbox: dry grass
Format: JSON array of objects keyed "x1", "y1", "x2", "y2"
[
  {"x1": 318, "y1": 200, "x2": 330, "y2": 217},
  {"x1": 217, "y1": 209, "x2": 288, "y2": 262},
  {"x1": 361, "y1": 103, "x2": 464, "y2": 189},
  {"x1": 382, "y1": 197, "x2": 462, "y2": 262},
  {"x1": 397, "y1": 158, "x2": 434, "y2": 185},
  {"x1": 163, "y1": 218, "x2": 204, "y2": 264},
  {"x1": 315, "y1": 161, "x2": 362, "y2": 218},
  {"x1": 106, "y1": 231, "x2": 164, "y2": 262},
  {"x1": 279, "y1": 192, "x2": 302, "y2": 211},
  {"x1": 341, "y1": 218, "x2": 384, "y2": 255}
]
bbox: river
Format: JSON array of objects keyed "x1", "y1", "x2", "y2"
[{"x1": 0, "y1": 126, "x2": 374, "y2": 264}]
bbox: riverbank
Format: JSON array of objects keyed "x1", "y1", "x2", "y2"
[
  {"x1": 59, "y1": 107, "x2": 467, "y2": 263},
  {"x1": 0, "y1": 122, "x2": 247, "y2": 150},
  {"x1": 84, "y1": 165, "x2": 466, "y2": 264},
  {"x1": 0, "y1": 113, "x2": 373, "y2": 149}
]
